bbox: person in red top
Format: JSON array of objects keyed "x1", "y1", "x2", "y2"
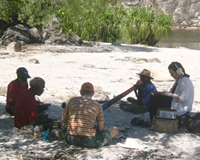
[
  {"x1": 14, "y1": 77, "x2": 45, "y2": 129},
  {"x1": 6, "y1": 67, "x2": 31, "y2": 115}
]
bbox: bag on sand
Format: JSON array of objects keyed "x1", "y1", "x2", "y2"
[
  {"x1": 184, "y1": 113, "x2": 200, "y2": 136},
  {"x1": 151, "y1": 108, "x2": 178, "y2": 134}
]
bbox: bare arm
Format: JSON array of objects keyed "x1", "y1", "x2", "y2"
[
  {"x1": 152, "y1": 91, "x2": 179, "y2": 99},
  {"x1": 161, "y1": 91, "x2": 179, "y2": 99},
  {"x1": 61, "y1": 102, "x2": 69, "y2": 126},
  {"x1": 97, "y1": 121, "x2": 104, "y2": 132}
]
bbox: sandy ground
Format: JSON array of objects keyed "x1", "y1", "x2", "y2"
[{"x1": 0, "y1": 42, "x2": 200, "y2": 159}]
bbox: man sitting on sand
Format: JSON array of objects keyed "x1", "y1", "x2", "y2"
[
  {"x1": 120, "y1": 69, "x2": 157, "y2": 114},
  {"x1": 6, "y1": 67, "x2": 31, "y2": 116},
  {"x1": 62, "y1": 82, "x2": 119, "y2": 148},
  {"x1": 14, "y1": 77, "x2": 54, "y2": 130}
]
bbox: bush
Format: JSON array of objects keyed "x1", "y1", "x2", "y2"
[
  {"x1": 57, "y1": 2, "x2": 172, "y2": 45},
  {"x1": 0, "y1": 0, "x2": 172, "y2": 45},
  {"x1": 0, "y1": 0, "x2": 21, "y2": 24},
  {"x1": 119, "y1": 6, "x2": 172, "y2": 45}
]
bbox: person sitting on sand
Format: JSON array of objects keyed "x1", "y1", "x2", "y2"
[
  {"x1": 6, "y1": 67, "x2": 31, "y2": 116},
  {"x1": 14, "y1": 77, "x2": 54, "y2": 130},
  {"x1": 120, "y1": 69, "x2": 157, "y2": 114},
  {"x1": 150, "y1": 61, "x2": 194, "y2": 127},
  {"x1": 62, "y1": 82, "x2": 119, "y2": 148}
]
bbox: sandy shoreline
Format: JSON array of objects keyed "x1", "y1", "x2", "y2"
[{"x1": 1, "y1": 43, "x2": 200, "y2": 159}]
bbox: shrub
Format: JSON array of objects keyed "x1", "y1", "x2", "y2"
[
  {"x1": 0, "y1": 0, "x2": 172, "y2": 45},
  {"x1": 57, "y1": 2, "x2": 172, "y2": 45}
]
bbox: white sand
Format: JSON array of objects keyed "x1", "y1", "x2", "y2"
[{"x1": 0, "y1": 43, "x2": 200, "y2": 159}]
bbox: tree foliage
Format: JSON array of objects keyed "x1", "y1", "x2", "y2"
[
  {"x1": 0, "y1": 0, "x2": 172, "y2": 45},
  {"x1": 18, "y1": 0, "x2": 56, "y2": 27},
  {"x1": 0, "y1": 0, "x2": 22, "y2": 24}
]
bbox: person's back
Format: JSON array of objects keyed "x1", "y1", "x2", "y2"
[
  {"x1": 65, "y1": 96, "x2": 103, "y2": 137},
  {"x1": 62, "y1": 82, "x2": 118, "y2": 148},
  {"x1": 14, "y1": 77, "x2": 46, "y2": 129},
  {"x1": 14, "y1": 88, "x2": 38, "y2": 128},
  {"x1": 6, "y1": 67, "x2": 30, "y2": 115},
  {"x1": 6, "y1": 79, "x2": 28, "y2": 111}
]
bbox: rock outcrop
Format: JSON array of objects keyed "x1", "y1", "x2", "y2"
[
  {"x1": 0, "y1": 21, "x2": 83, "y2": 46},
  {"x1": 0, "y1": 24, "x2": 42, "y2": 45},
  {"x1": 121, "y1": 0, "x2": 200, "y2": 28}
]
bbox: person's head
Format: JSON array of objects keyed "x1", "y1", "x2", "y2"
[
  {"x1": 137, "y1": 69, "x2": 153, "y2": 83},
  {"x1": 80, "y1": 82, "x2": 94, "y2": 97},
  {"x1": 16, "y1": 67, "x2": 31, "y2": 84},
  {"x1": 29, "y1": 77, "x2": 45, "y2": 96},
  {"x1": 168, "y1": 61, "x2": 189, "y2": 79}
]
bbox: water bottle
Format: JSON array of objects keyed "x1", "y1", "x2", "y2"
[
  {"x1": 34, "y1": 126, "x2": 40, "y2": 138},
  {"x1": 42, "y1": 129, "x2": 50, "y2": 141}
]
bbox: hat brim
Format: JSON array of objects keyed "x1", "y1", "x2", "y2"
[
  {"x1": 137, "y1": 73, "x2": 153, "y2": 79},
  {"x1": 23, "y1": 74, "x2": 31, "y2": 79}
]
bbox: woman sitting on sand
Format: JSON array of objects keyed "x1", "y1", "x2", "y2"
[{"x1": 150, "y1": 61, "x2": 194, "y2": 128}]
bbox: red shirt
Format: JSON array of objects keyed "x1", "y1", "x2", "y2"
[
  {"x1": 6, "y1": 79, "x2": 28, "y2": 109},
  {"x1": 14, "y1": 89, "x2": 38, "y2": 128}
]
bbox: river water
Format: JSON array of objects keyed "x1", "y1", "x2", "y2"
[{"x1": 156, "y1": 30, "x2": 200, "y2": 50}]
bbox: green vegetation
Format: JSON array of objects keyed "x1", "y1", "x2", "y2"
[{"x1": 0, "y1": 0, "x2": 172, "y2": 46}]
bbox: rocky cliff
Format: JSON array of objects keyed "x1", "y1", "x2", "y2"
[{"x1": 120, "y1": 0, "x2": 200, "y2": 28}]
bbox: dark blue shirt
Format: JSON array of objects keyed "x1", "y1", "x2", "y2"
[{"x1": 138, "y1": 81, "x2": 157, "y2": 108}]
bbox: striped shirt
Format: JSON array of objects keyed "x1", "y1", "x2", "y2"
[{"x1": 62, "y1": 96, "x2": 104, "y2": 137}]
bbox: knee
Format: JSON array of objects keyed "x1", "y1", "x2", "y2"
[{"x1": 109, "y1": 126, "x2": 119, "y2": 138}]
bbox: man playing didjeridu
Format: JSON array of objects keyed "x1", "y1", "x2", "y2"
[
  {"x1": 62, "y1": 82, "x2": 119, "y2": 148},
  {"x1": 120, "y1": 69, "x2": 157, "y2": 114}
]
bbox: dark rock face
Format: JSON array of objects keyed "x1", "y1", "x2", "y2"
[
  {"x1": 0, "y1": 24, "x2": 42, "y2": 45},
  {"x1": 0, "y1": 19, "x2": 83, "y2": 46},
  {"x1": 43, "y1": 18, "x2": 83, "y2": 46}
]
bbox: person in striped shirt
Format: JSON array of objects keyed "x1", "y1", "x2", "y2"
[{"x1": 62, "y1": 82, "x2": 119, "y2": 148}]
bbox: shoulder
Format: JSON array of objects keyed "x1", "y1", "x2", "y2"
[
  {"x1": 68, "y1": 96, "x2": 82, "y2": 103},
  {"x1": 145, "y1": 81, "x2": 156, "y2": 88},
  {"x1": 90, "y1": 100, "x2": 102, "y2": 111},
  {"x1": 8, "y1": 79, "x2": 17, "y2": 86},
  {"x1": 181, "y1": 77, "x2": 193, "y2": 84},
  {"x1": 180, "y1": 77, "x2": 194, "y2": 88},
  {"x1": 70, "y1": 96, "x2": 81, "y2": 100},
  {"x1": 92, "y1": 100, "x2": 101, "y2": 106}
]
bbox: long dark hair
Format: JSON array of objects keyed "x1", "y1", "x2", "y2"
[{"x1": 168, "y1": 61, "x2": 190, "y2": 78}]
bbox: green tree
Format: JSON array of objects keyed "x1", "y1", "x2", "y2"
[
  {"x1": 0, "y1": 0, "x2": 172, "y2": 45},
  {"x1": 18, "y1": 0, "x2": 56, "y2": 27},
  {"x1": 56, "y1": 0, "x2": 114, "y2": 41},
  {"x1": 0, "y1": 0, "x2": 22, "y2": 24}
]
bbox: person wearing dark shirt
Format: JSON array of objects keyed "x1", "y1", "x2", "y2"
[
  {"x1": 120, "y1": 69, "x2": 157, "y2": 114},
  {"x1": 6, "y1": 67, "x2": 31, "y2": 115},
  {"x1": 14, "y1": 77, "x2": 46, "y2": 129}
]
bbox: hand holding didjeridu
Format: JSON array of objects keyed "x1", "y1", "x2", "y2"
[{"x1": 134, "y1": 80, "x2": 142, "y2": 90}]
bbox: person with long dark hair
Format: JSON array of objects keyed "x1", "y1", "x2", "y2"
[{"x1": 150, "y1": 61, "x2": 194, "y2": 127}]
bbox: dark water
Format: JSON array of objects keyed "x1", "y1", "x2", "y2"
[{"x1": 156, "y1": 30, "x2": 200, "y2": 50}]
